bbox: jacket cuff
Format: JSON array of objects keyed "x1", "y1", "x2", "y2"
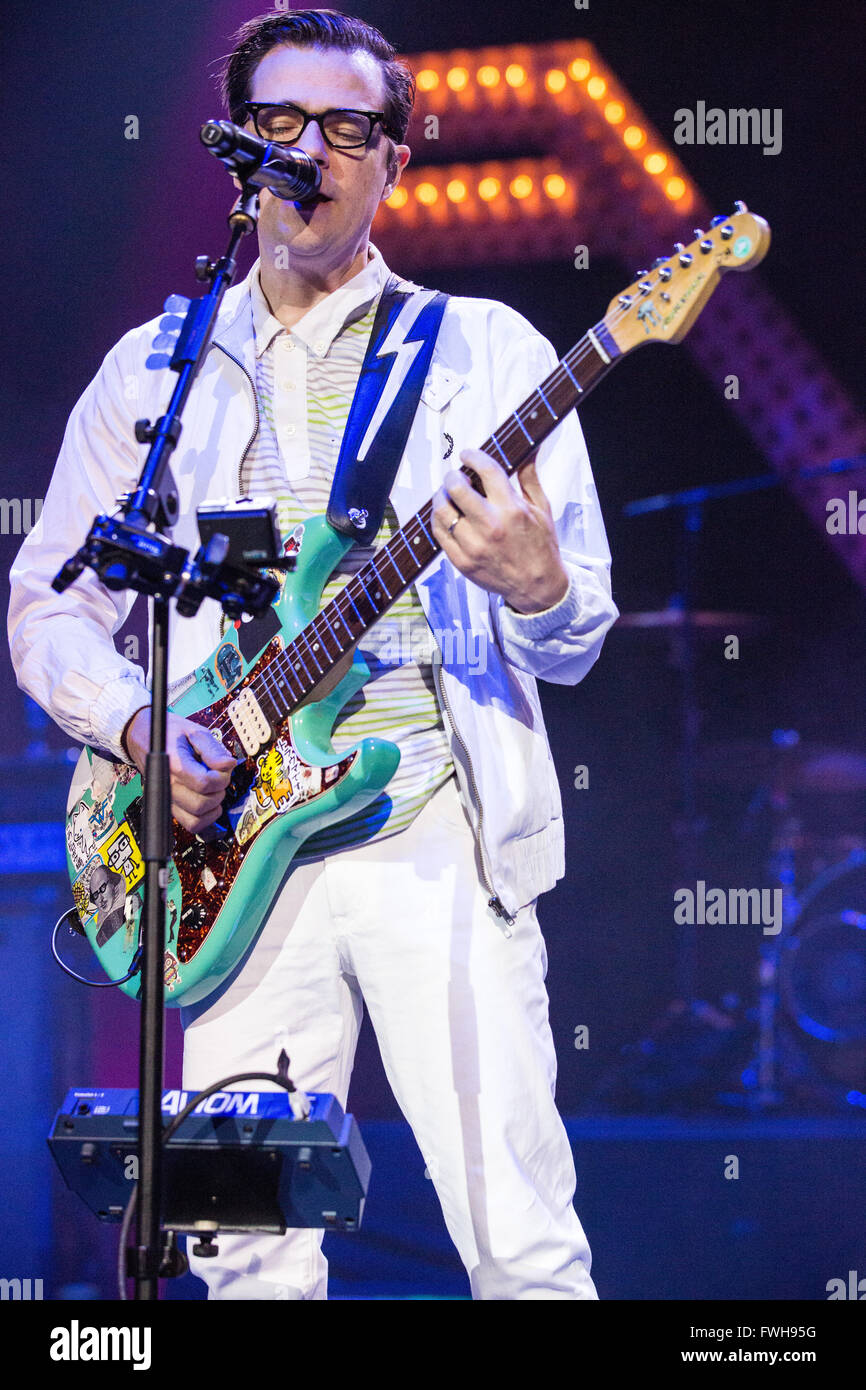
[
  {"x1": 500, "y1": 573, "x2": 582, "y2": 641},
  {"x1": 89, "y1": 673, "x2": 150, "y2": 762}
]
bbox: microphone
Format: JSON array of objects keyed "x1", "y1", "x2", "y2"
[{"x1": 200, "y1": 119, "x2": 322, "y2": 203}]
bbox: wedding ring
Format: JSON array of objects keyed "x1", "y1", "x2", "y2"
[{"x1": 447, "y1": 515, "x2": 461, "y2": 534}]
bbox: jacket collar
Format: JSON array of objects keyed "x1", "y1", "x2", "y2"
[{"x1": 213, "y1": 242, "x2": 393, "y2": 371}]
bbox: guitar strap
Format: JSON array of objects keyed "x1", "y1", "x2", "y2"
[{"x1": 326, "y1": 273, "x2": 448, "y2": 546}]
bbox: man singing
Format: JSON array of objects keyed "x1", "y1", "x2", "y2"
[{"x1": 8, "y1": 9, "x2": 618, "y2": 1299}]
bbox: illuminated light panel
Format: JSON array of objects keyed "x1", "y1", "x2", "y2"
[
  {"x1": 415, "y1": 182, "x2": 439, "y2": 205},
  {"x1": 386, "y1": 186, "x2": 409, "y2": 209},
  {"x1": 644, "y1": 152, "x2": 668, "y2": 174},
  {"x1": 543, "y1": 174, "x2": 567, "y2": 198},
  {"x1": 545, "y1": 68, "x2": 567, "y2": 94},
  {"x1": 586, "y1": 75, "x2": 607, "y2": 100},
  {"x1": 387, "y1": 43, "x2": 866, "y2": 599},
  {"x1": 446, "y1": 178, "x2": 468, "y2": 202},
  {"x1": 509, "y1": 175, "x2": 533, "y2": 198},
  {"x1": 446, "y1": 66, "x2": 469, "y2": 92}
]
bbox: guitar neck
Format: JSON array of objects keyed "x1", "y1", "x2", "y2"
[{"x1": 249, "y1": 317, "x2": 622, "y2": 717}]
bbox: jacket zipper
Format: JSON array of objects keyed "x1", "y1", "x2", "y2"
[{"x1": 432, "y1": 657, "x2": 516, "y2": 934}]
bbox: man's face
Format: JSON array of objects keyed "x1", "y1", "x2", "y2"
[{"x1": 246, "y1": 44, "x2": 409, "y2": 270}]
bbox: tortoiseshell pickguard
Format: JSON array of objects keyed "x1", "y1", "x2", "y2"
[{"x1": 163, "y1": 639, "x2": 357, "y2": 962}]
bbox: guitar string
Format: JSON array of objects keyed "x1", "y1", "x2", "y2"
[
  {"x1": 204, "y1": 309, "x2": 634, "y2": 744},
  {"x1": 201, "y1": 250, "x2": 701, "y2": 748}
]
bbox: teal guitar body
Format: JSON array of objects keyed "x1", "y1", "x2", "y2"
[{"x1": 65, "y1": 515, "x2": 401, "y2": 1006}]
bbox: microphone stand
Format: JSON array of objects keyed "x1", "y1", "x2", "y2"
[{"x1": 53, "y1": 183, "x2": 279, "y2": 1299}]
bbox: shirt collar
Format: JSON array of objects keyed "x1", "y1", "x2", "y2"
[{"x1": 250, "y1": 243, "x2": 391, "y2": 359}]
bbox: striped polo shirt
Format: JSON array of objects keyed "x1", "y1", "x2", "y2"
[{"x1": 242, "y1": 247, "x2": 454, "y2": 859}]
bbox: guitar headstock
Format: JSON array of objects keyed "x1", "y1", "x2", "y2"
[{"x1": 604, "y1": 204, "x2": 771, "y2": 354}]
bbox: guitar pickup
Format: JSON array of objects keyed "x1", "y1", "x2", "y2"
[{"x1": 226, "y1": 688, "x2": 271, "y2": 757}]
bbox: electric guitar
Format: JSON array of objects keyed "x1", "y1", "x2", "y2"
[{"x1": 65, "y1": 206, "x2": 770, "y2": 1005}]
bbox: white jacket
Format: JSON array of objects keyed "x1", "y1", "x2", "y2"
[{"x1": 8, "y1": 252, "x2": 618, "y2": 918}]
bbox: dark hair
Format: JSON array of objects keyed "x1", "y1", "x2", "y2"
[{"x1": 218, "y1": 8, "x2": 415, "y2": 143}]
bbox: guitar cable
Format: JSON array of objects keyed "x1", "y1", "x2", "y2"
[
  {"x1": 118, "y1": 1051, "x2": 308, "y2": 1299},
  {"x1": 51, "y1": 907, "x2": 143, "y2": 988}
]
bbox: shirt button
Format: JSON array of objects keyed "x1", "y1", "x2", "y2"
[
  {"x1": 283, "y1": 424, "x2": 297, "y2": 437},
  {"x1": 314, "y1": 339, "x2": 326, "y2": 354}
]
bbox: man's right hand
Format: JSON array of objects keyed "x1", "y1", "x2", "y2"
[{"x1": 122, "y1": 708, "x2": 237, "y2": 834}]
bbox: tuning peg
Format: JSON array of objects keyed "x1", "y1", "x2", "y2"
[
  {"x1": 699, "y1": 239, "x2": 713, "y2": 253},
  {"x1": 678, "y1": 250, "x2": 693, "y2": 266},
  {"x1": 652, "y1": 256, "x2": 666, "y2": 267},
  {"x1": 693, "y1": 228, "x2": 704, "y2": 239},
  {"x1": 634, "y1": 268, "x2": 648, "y2": 278},
  {"x1": 710, "y1": 214, "x2": 727, "y2": 226},
  {"x1": 719, "y1": 224, "x2": 734, "y2": 239},
  {"x1": 734, "y1": 200, "x2": 748, "y2": 213},
  {"x1": 673, "y1": 242, "x2": 685, "y2": 254}
]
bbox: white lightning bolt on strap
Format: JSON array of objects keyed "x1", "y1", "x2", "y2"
[{"x1": 357, "y1": 290, "x2": 438, "y2": 461}]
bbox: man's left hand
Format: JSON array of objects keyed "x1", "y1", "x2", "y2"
[{"x1": 431, "y1": 448, "x2": 570, "y2": 614}]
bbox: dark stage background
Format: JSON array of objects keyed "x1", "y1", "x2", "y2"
[{"x1": 1, "y1": 0, "x2": 865, "y2": 1300}]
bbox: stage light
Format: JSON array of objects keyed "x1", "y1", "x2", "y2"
[
  {"x1": 604, "y1": 100, "x2": 625, "y2": 124},
  {"x1": 415, "y1": 182, "x2": 439, "y2": 205},
  {"x1": 586, "y1": 75, "x2": 607, "y2": 100},
  {"x1": 477, "y1": 65, "x2": 500, "y2": 87},
  {"x1": 446, "y1": 66, "x2": 469, "y2": 92},
  {"x1": 505, "y1": 64, "x2": 528, "y2": 88},
  {"x1": 644, "y1": 152, "x2": 668, "y2": 174},
  {"x1": 665, "y1": 176, "x2": 687, "y2": 201},
  {"x1": 545, "y1": 69, "x2": 567, "y2": 94},
  {"x1": 416, "y1": 68, "x2": 439, "y2": 92},
  {"x1": 478, "y1": 176, "x2": 501, "y2": 200},
  {"x1": 623, "y1": 125, "x2": 647, "y2": 149},
  {"x1": 568, "y1": 58, "x2": 591, "y2": 81},
  {"x1": 446, "y1": 178, "x2": 468, "y2": 202},
  {"x1": 543, "y1": 174, "x2": 567, "y2": 199},
  {"x1": 386, "y1": 186, "x2": 409, "y2": 209},
  {"x1": 509, "y1": 174, "x2": 533, "y2": 199}
]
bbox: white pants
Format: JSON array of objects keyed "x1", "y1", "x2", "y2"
[{"x1": 180, "y1": 774, "x2": 597, "y2": 1300}]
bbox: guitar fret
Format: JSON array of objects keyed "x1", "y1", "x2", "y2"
[
  {"x1": 342, "y1": 584, "x2": 365, "y2": 626},
  {"x1": 387, "y1": 546, "x2": 407, "y2": 584},
  {"x1": 489, "y1": 435, "x2": 509, "y2": 466},
  {"x1": 370, "y1": 560, "x2": 392, "y2": 602},
  {"x1": 562, "y1": 358, "x2": 583, "y2": 392},
  {"x1": 514, "y1": 412, "x2": 534, "y2": 446},
  {"x1": 416, "y1": 512, "x2": 436, "y2": 548},
  {"x1": 298, "y1": 629, "x2": 325, "y2": 676},
  {"x1": 537, "y1": 385, "x2": 558, "y2": 419},
  {"x1": 317, "y1": 605, "x2": 344, "y2": 654},
  {"x1": 354, "y1": 572, "x2": 380, "y2": 615}
]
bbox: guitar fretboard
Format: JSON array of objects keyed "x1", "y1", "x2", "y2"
[{"x1": 231, "y1": 317, "x2": 620, "y2": 727}]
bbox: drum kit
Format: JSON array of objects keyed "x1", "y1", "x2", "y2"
[
  {"x1": 606, "y1": 601, "x2": 866, "y2": 1111},
  {"x1": 599, "y1": 456, "x2": 866, "y2": 1111}
]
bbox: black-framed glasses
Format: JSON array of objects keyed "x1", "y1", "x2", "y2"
[{"x1": 244, "y1": 102, "x2": 391, "y2": 150}]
